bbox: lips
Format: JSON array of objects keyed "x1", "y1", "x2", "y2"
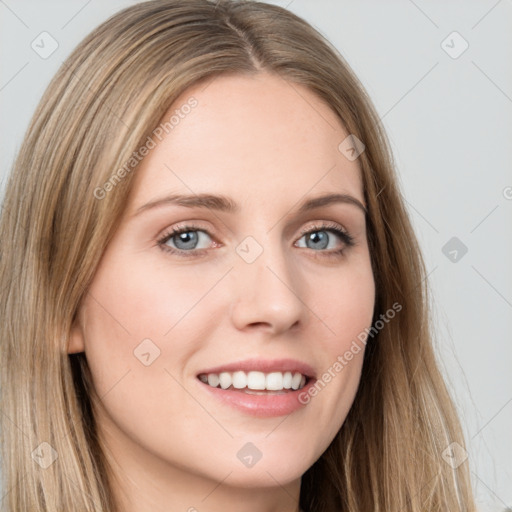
[
  {"x1": 196, "y1": 358, "x2": 315, "y2": 391},
  {"x1": 195, "y1": 358, "x2": 317, "y2": 417}
]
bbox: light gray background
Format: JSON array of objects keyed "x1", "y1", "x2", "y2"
[{"x1": 1, "y1": 1, "x2": 511, "y2": 510}]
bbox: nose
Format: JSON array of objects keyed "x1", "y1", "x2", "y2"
[{"x1": 229, "y1": 239, "x2": 307, "y2": 335}]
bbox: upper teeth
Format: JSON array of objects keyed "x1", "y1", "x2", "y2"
[{"x1": 199, "y1": 371, "x2": 307, "y2": 391}]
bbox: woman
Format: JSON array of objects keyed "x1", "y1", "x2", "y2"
[{"x1": 0, "y1": 0, "x2": 477, "y2": 510}]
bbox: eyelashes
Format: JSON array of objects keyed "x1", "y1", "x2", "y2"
[
  {"x1": 156, "y1": 221, "x2": 356, "y2": 260},
  {"x1": 296, "y1": 222, "x2": 355, "y2": 254}
]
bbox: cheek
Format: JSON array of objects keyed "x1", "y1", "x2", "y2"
[
  {"x1": 79, "y1": 259, "x2": 205, "y2": 463},
  {"x1": 317, "y1": 256, "x2": 376, "y2": 346},
  {"x1": 79, "y1": 249, "x2": 231, "y2": 421},
  {"x1": 300, "y1": 259, "x2": 374, "y2": 441},
  {"x1": 87, "y1": 254, "x2": 214, "y2": 339}
]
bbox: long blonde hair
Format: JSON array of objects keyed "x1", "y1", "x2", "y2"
[{"x1": 0, "y1": 1, "x2": 476, "y2": 510}]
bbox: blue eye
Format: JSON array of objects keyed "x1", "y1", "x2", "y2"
[
  {"x1": 157, "y1": 222, "x2": 355, "y2": 258},
  {"x1": 297, "y1": 228, "x2": 349, "y2": 251},
  {"x1": 295, "y1": 224, "x2": 355, "y2": 256},
  {"x1": 158, "y1": 226, "x2": 212, "y2": 254}
]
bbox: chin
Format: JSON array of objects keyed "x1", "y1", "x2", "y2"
[
  {"x1": 193, "y1": 436, "x2": 320, "y2": 488},
  {"x1": 214, "y1": 461, "x2": 307, "y2": 489}
]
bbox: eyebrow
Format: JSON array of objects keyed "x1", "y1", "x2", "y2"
[{"x1": 133, "y1": 191, "x2": 367, "y2": 217}]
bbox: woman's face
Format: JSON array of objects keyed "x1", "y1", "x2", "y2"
[{"x1": 70, "y1": 72, "x2": 375, "y2": 505}]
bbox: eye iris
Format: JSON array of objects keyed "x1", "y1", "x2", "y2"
[
  {"x1": 174, "y1": 231, "x2": 198, "y2": 250},
  {"x1": 307, "y1": 231, "x2": 329, "y2": 250}
]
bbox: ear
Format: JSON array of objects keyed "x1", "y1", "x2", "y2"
[{"x1": 68, "y1": 314, "x2": 85, "y2": 354}]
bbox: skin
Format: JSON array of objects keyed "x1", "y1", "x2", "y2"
[{"x1": 69, "y1": 71, "x2": 375, "y2": 512}]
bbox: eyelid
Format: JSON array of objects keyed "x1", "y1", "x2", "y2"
[
  {"x1": 297, "y1": 220, "x2": 348, "y2": 237},
  {"x1": 295, "y1": 221, "x2": 356, "y2": 252},
  {"x1": 157, "y1": 219, "x2": 355, "y2": 257},
  {"x1": 157, "y1": 221, "x2": 218, "y2": 250}
]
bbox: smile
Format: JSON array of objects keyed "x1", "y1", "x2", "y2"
[
  {"x1": 195, "y1": 359, "x2": 317, "y2": 417},
  {"x1": 198, "y1": 370, "x2": 308, "y2": 392}
]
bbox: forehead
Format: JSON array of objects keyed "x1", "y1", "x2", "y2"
[{"x1": 129, "y1": 72, "x2": 364, "y2": 210}]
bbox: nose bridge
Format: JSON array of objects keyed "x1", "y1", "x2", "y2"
[{"x1": 230, "y1": 230, "x2": 306, "y2": 333}]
